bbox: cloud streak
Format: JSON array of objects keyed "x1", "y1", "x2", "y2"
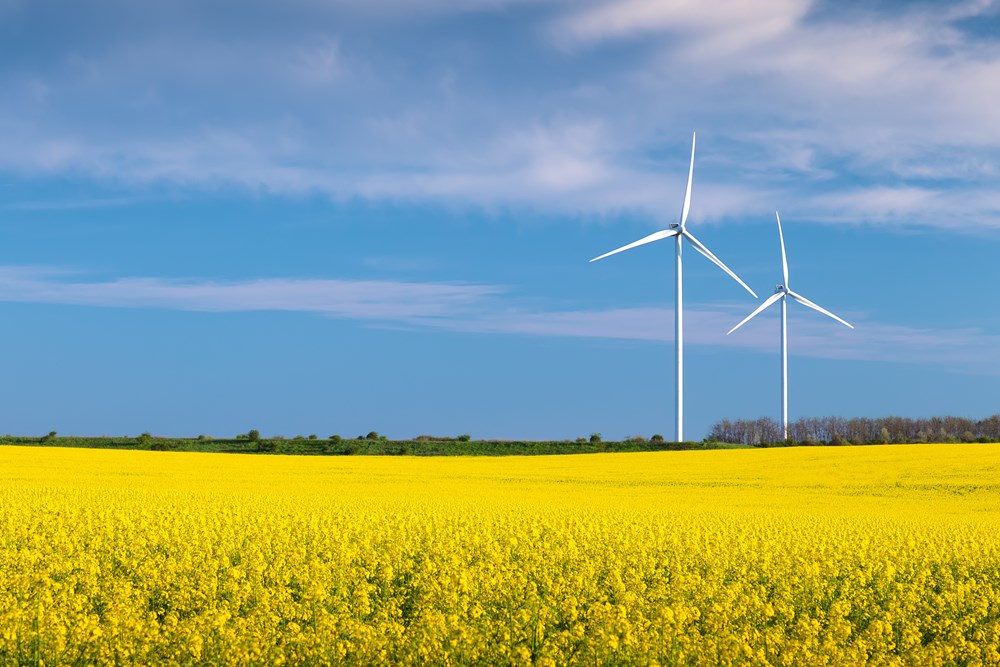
[
  {"x1": 0, "y1": 266, "x2": 995, "y2": 373},
  {"x1": 0, "y1": 267, "x2": 502, "y2": 321}
]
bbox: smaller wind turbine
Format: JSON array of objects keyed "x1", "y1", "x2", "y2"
[{"x1": 727, "y1": 212, "x2": 854, "y2": 440}]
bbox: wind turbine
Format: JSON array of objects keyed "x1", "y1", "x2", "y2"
[
  {"x1": 727, "y1": 212, "x2": 854, "y2": 439},
  {"x1": 590, "y1": 132, "x2": 757, "y2": 442}
]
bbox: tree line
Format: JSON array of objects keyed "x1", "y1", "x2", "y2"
[{"x1": 706, "y1": 415, "x2": 1000, "y2": 446}]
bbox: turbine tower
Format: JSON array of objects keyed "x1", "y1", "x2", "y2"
[
  {"x1": 590, "y1": 132, "x2": 757, "y2": 442},
  {"x1": 727, "y1": 212, "x2": 854, "y2": 439}
]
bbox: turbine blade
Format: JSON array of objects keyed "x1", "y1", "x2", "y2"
[
  {"x1": 680, "y1": 131, "x2": 696, "y2": 228},
  {"x1": 682, "y1": 231, "x2": 758, "y2": 298},
  {"x1": 589, "y1": 229, "x2": 678, "y2": 262},
  {"x1": 776, "y1": 211, "x2": 789, "y2": 289},
  {"x1": 787, "y1": 290, "x2": 854, "y2": 329},
  {"x1": 727, "y1": 292, "x2": 784, "y2": 335}
]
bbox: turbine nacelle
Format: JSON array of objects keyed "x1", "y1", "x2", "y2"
[
  {"x1": 727, "y1": 211, "x2": 854, "y2": 337},
  {"x1": 589, "y1": 133, "x2": 757, "y2": 298}
]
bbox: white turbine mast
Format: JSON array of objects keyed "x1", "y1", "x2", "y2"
[
  {"x1": 727, "y1": 212, "x2": 854, "y2": 440},
  {"x1": 590, "y1": 132, "x2": 757, "y2": 442}
]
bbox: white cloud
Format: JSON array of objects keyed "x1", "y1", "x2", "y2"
[
  {"x1": 808, "y1": 186, "x2": 1000, "y2": 229},
  {"x1": 554, "y1": 0, "x2": 807, "y2": 51},
  {"x1": 0, "y1": 267, "x2": 502, "y2": 320},
  {"x1": 453, "y1": 303, "x2": 1000, "y2": 371},
  {"x1": 0, "y1": 266, "x2": 995, "y2": 372},
  {"x1": 1, "y1": 0, "x2": 1000, "y2": 228}
]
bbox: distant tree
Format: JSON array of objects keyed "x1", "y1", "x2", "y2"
[
  {"x1": 830, "y1": 433, "x2": 848, "y2": 446},
  {"x1": 575, "y1": 437, "x2": 587, "y2": 444},
  {"x1": 457, "y1": 434, "x2": 471, "y2": 442},
  {"x1": 981, "y1": 415, "x2": 1000, "y2": 440},
  {"x1": 197, "y1": 434, "x2": 213, "y2": 441},
  {"x1": 589, "y1": 433, "x2": 602, "y2": 444},
  {"x1": 707, "y1": 420, "x2": 733, "y2": 444},
  {"x1": 650, "y1": 434, "x2": 665, "y2": 444},
  {"x1": 366, "y1": 431, "x2": 380, "y2": 440},
  {"x1": 329, "y1": 434, "x2": 342, "y2": 443},
  {"x1": 40, "y1": 431, "x2": 57, "y2": 443},
  {"x1": 136, "y1": 432, "x2": 153, "y2": 446},
  {"x1": 308, "y1": 434, "x2": 318, "y2": 440},
  {"x1": 246, "y1": 429, "x2": 261, "y2": 442}
]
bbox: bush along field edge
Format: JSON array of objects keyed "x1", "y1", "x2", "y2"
[{"x1": 4, "y1": 414, "x2": 1000, "y2": 455}]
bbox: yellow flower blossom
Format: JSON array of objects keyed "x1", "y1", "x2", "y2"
[{"x1": 1, "y1": 444, "x2": 999, "y2": 665}]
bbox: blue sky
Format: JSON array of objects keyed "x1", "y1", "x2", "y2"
[{"x1": 0, "y1": 0, "x2": 998, "y2": 440}]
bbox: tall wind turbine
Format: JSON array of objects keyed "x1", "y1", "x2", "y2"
[
  {"x1": 727, "y1": 212, "x2": 854, "y2": 439},
  {"x1": 590, "y1": 132, "x2": 757, "y2": 442}
]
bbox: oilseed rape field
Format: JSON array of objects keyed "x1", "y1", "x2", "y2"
[{"x1": 2, "y1": 445, "x2": 1000, "y2": 665}]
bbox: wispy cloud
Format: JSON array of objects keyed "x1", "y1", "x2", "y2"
[
  {"x1": 0, "y1": 266, "x2": 995, "y2": 373},
  {"x1": 0, "y1": 0, "x2": 999, "y2": 228},
  {"x1": 452, "y1": 304, "x2": 1000, "y2": 371},
  {"x1": 0, "y1": 267, "x2": 501, "y2": 320},
  {"x1": 554, "y1": 0, "x2": 807, "y2": 51}
]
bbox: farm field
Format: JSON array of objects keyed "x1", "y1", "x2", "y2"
[{"x1": 2, "y1": 445, "x2": 1000, "y2": 665}]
